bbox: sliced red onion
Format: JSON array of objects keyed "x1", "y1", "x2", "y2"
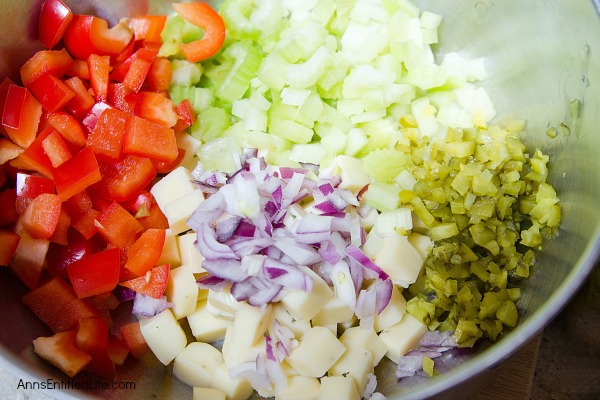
[
  {"x1": 279, "y1": 167, "x2": 307, "y2": 179},
  {"x1": 347, "y1": 258, "x2": 365, "y2": 295},
  {"x1": 229, "y1": 357, "x2": 272, "y2": 395},
  {"x1": 273, "y1": 237, "x2": 322, "y2": 266},
  {"x1": 420, "y1": 330, "x2": 456, "y2": 349},
  {"x1": 317, "y1": 182, "x2": 335, "y2": 196},
  {"x1": 363, "y1": 373, "x2": 378, "y2": 400},
  {"x1": 314, "y1": 201, "x2": 340, "y2": 214},
  {"x1": 395, "y1": 355, "x2": 425, "y2": 379},
  {"x1": 271, "y1": 320, "x2": 297, "y2": 359},
  {"x1": 318, "y1": 240, "x2": 343, "y2": 265},
  {"x1": 265, "y1": 335, "x2": 276, "y2": 362},
  {"x1": 264, "y1": 259, "x2": 313, "y2": 292},
  {"x1": 216, "y1": 213, "x2": 242, "y2": 242},
  {"x1": 229, "y1": 237, "x2": 274, "y2": 258},
  {"x1": 195, "y1": 223, "x2": 239, "y2": 260},
  {"x1": 234, "y1": 220, "x2": 256, "y2": 237},
  {"x1": 370, "y1": 393, "x2": 387, "y2": 400},
  {"x1": 113, "y1": 285, "x2": 136, "y2": 302},
  {"x1": 196, "y1": 275, "x2": 229, "y2": 291},
  {"x1": 346, "y1": 244, "x2": 389, "y2": 281},
  {"x1": 374, "y1": 278, "x2": 393, "y2": 314},
  {"x1": 355, "y1": 288, "x2": 377, "y2": 330},
  {"x1": 187, "y1": 192, "x2": 226, "y2": 229},
  {"x1": 330, "y1": 261, "x2": 357, "y2": 309},
  {"x1": 201, "y1": 259, "x2": 248, "y2": 282},
  {"x1": 132, "y1": 293, "x2": 173, "y2": 318}
]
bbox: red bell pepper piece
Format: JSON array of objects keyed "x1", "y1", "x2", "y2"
[
  {"x1": 2, "y1": 84, "x2": 43, "y2": 149},
  {"x1": 0, "y1": 230, "x2": 21, "y2": 265},
  {"x1": 86, "y1": 108, "x2": 129, "y2": 160},
  {"x1": 16, "y1": 173, "x2": 55, "y2": 198},
  {"x1": 16, "y1": 126, "x2": 56, "y2": 179},
  {"x1": 67, "y1": 247, "x2": 121, "y2": 298},
  {"x1": 134, "y1": 91, "x2": 178, "y2": 128},
  {"x1": 21, "y1": 193, "x2": 62, "y2": 239},
  {"x1": 63, "y1": 77, "x2": 95, "y2": 120},
  {"x1": 124, "y1": 115, "x2": 178, "y2": 162},
  {"x1": 138, "y1": 202, "x2": 169, "y2": 230},
  {"x1": 28, "y1": 74, "x2": 75, "y2": 113},
  {"x1": 20, "y1": 48, "x2": 74, "y2": 88},
  {"x1": 46, "y1": 227, "x2": 100, "y2": 277},
  {"x1": 0, "y1": 78, "x2": 14, "y2": 138},
  {"x1": 88, "y1": 54, "x2": 110, "y2": 102},
  {"x1": 81, "y1": 102, "x2": 113, "y2": 133},
  {"x1": 106, "y1": 337, "x2": 130, "y2": 365},
  {"x1": 63, "y1": 15, "x2": 133, "y2": 60},
  {"x1": 111, "y1": 47, "x2": 157, "y2": 83},
  {"x1": 128, "y1": 16, "x2": 167, "y2": 43},
  {"x1": 70, "y1": 208, "x2": 101, "y2": 240},
  {"x1": 48, "y1": 204, "x2": 71, "y2": 245},
  {"x1": 108, "y1": 83, "x2": 136, "y2": 114},
  {"x1": 95, "y1": 201, "x2": 143, "y2": 248},
  {"x1": 0, "y1": 139, "x2": 24, "y2": 164},
  {"x1": 64, "y1": 189, "x2": 93, "y2": 216},
  {"x1": 120, "y1": 321, "x2": 149, "y2": 359},
  {"x1": 42, "y1": 129, "x2": 72, "y2": 167},
  {"x1": 47, "y1": 111, "x2": 86, "y2": 147},
  {"x1": 65, "y1": 59, "x2": 90, "y2": 80},
  {"x1": 38, "y1": 0, "x2": 74, "y2": 49},
  {"x1": 147, "y1": 57, "x2": 172, "y2": 92},
  {"x1": 54, "y1": 146, "x2": 102, "y2": 201},
  {"x1": 172, "y1": 2, "x2": 226, "y2": 62},
  {"x1": 174, "y1": 98, "x2": 197, "y2": 131},
  {"x1": 33, "y1": 330, "x2": 92, "y2": 377},
  {"x1": 124, "y1": 58, "x2": 152, "y2": 93},
  {"x1": 0, "y1": 189, "x2": 19, "y2": 227},
  {"x1": 152, "y1": 147, "x2": 186, "y2": 174},
  {"x1": 123, "y1": 228, "x2": 166, "y2": 276},
  {"x1": 9, "y1": 229, "x2": 49, "y2": 289},
  {"x1": 120, "y1": 263, "x2": 170, "y2": 299},
  {"x1": 95, "y1": 154, "x2": 156, "y2": 202},
  {"x1": 122, "y1": 190, "x2": 152, "y2": 217},
  {"x1": 76, "y1": 317, "x2": 108, "y2": 352}
]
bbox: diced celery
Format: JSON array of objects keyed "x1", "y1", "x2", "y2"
[
  {"x1": 195, "y1": 137, "x2": 242, "y2": 173},
  {"x1": 216, "y1": 40, "x2": 263, "y2": 103},
  {"x1": 429, "y1": 222, "x2": 459, "y2": 241},
  {"x1": 287, "y1": 46, "x2": 332, "y2": 89},
  {"x1": 219, "y1": 0, "x2": 260, "y2": 40},
  {"x1": 364, "y1": 182, "x2": 401, "y2": 212},
  {"x1": 170, "y1": 60, "x2": 203, "y2": 87},
  {"x1": 268, "y1": 119, "x2": 314, "y2": 144},
  {"x1": 190, "y1": 107, "x2": 231, "y2": 142},
  {"x1": 289, "y1": 143, "x2": 326, "y2": 165},
  {"x1": 344, "y1": 128, "x2": 368, "y2": 156}
]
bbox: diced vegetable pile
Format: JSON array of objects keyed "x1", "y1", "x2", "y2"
[{"x1": 0, "y1": 0, "x2": 562, "y2": 399}]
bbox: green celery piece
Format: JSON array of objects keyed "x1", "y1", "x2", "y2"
[{"x1": 216, "y1": 40, "x2": 263, "y2": 103}]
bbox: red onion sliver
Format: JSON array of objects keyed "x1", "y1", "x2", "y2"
[{"x1": 346, "y1": 244, "x2": 389, "y2": 280}]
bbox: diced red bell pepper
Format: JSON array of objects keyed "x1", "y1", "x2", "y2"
[
  {"x1": 124, "y1": 58, "x2": 152, "y2": 93},
  {"x1": 15, "y1": 126, "x2": 56, "y2": 179},
  {"x1": 95, "y1": 154, "x2": 156, "y2": 202},
  {"x1": 63, "y1": 77, "x2": 95, "y2": 120},
  {"x1": 134, "y1": 91, "x2": 178, "y2": 128},
  {"x1": 108, "y1": 83, "x2": 136, "y2": 114},
  {"x1": 0, "y1": 138, "x2": 23, "y2": 165},
  {"x1": 64, "y1": 189, "x2": 93, "y2": 216},
  {"x1": 2, "y1": 84, "x2": 43, "y2": 149},
  {"x1": 111, "y1": 47, "x2": 157, "y2": 83},
  {"x1": 124, "y1": 116, "x2": 178, "y2": 162},
  {"x1": 42, "y1": 129, "x2": 72, "y2": 167},
  {"x1": 122, "y1": 190, "x2": 152, "y2": 217},
  {"x1": 29, "y1": 74, "x2": 75, "y2": 113},
  {"x1": 47, "y1": 227, "x2": 100, "y2": 277},
  {"x1": 0, "y1": 78, "x2": 14, "y2": 138},
  {"x1": 147, "y1": 57, "x2": 172, "y2": 92},
  {"x1": 120, "y1": 263, "x2": 169, "y2": 299},
  {"x1": 88, "y1": 54, "x2": 110, "y2": 102},
  {"x1": 152, "y1": 147, "x2": 186, "y2": 174},
  {"x1": 111, "y1": 37, "x2": 135, "y2": 69},
  {"x1": 0, "y1": 189, "x2": 19, "y2": 227},
  {"x1": 119, "y1": 321, "x2": 149, "y2": 359},
  {"x1": 0, "y1": 230, "x2": 20, "y2": 265},
  {"x1": 20, "y1": 48, "x2": 74, "y2": 88},
  {"x1": 95, "y1": 202, "x2": 143, "y2": 248},
  {"x1": 63, "y1": 15, "x2": 133, "y2": 60},
  {"x1": 67, "y1": 247, "x2": 121, "y2": 298},
  {"x1": 15, "y1": 197, "x2": 33, "y2": 215},
  {"x1": 81, "y1": 102, "x2": 113, "y2": 133},
  {"x1": 76, "y1": 317, "x2": 108, "y2": 352},
  {"x1": 174, "y1": 98, "x2": 197, "y2": 132},
  {"x1": 47, "y1": 111, "x2": 86, "y2": 148},
  {"x1": 54, "y1": 146, "x2": 102, "y2": 201},
  {"x1": 66, "y1": 59, "x2": 90, "y2": 80},
  {"x1": 138, "y1": 202, "x2": 169, "y2": 230},
  {"x1": 84, "y1": 348, "x2": 116, "y2": 380},
  {"x1": 172, "y1": 2, "x2": 226, "y2": 63},
  {"x1": 86, "y1": 108, "x2": 129, "y2": 160},
  {"x1": 21, "y1": 193, "x2": 62, "y2": 239},
  {"x1": 16, "y1": 173, "x2": 55, "y2": 198},
  {"x1": 38, "y1": 0, "x2": 74, "y2": 49},
  {"x1": 106, "y1": 337, "x2": 129, "y2": 365},
  {"x1": 71, "y1": 208, "x2": 101, "y2": 240},
  {"x1": 123, "y1": 228, "x2": 166, "y2": 276},
  {"x1": 33, "y1": 330, "x2": 92, "y2": 377},
  {"x1": 48, "y1": 204, "x2": 71, "y2": 245},
  {"x1": 128, "y1": 16, "x2": 167, "y2": 43},
  {"x1": 9, "y1": 230, "x2": 49, "y2": 289}
]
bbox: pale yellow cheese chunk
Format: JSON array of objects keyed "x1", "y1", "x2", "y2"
[
  {"x1": 212, "y1": 362, "x2": 254, "y2": 400},
  {"x1": 373, "y1": 284, "x2": 407, "y2": 332},
  {"x1": 281, "y1": 266, "x2": 334, "y2": 321},
  {"x1": 206, "y1": 286, "x2": 240, "y2": 319},
  {"x1": 231, "y1": 302, "x2": 272, "y2": 347},
  {"x1": 222, "y1": 327, "x2": 267, "y2": 369},
  {"x1": 175, "y1": 131, "x2": 201, "y2": 171},
  {"x1": 287, "y1": 327, "x2": 346, "y2": 378},
  {"x1": 338, "y1": 326, "x2": 387, "y2": 367},
  {"x1": 275, "y1": 375, "x2": 320, "y2": 400},
  {"x1": 165, "y1": 265, "x2": 199, "y2": 320},
  {"x1": 177, "y1": 232, "x2": 206, "y2": 273},
  {"x1": 193, "y1": 387, "x2": 226, "y2": 400},
  {"x1": 335, "y1": 155, "x2": 371, "y2": 193},
  {"x1": 378, "y1": 313, "x2": 428, "y2": 363},
  {"x1": 328, "y1": 346, "x2": 374, "y2": 395},
  {"x1": 164, "y1": 189, "x2": 205, "y2": 234},
  {"x1": 311, "y1": 296, "x2": 355, "y2": 326},
  {"x1": 373, "y1": 231, "x2": 424, "y2": 288},
  {"x1": 139, "y1": 309, "x2": 186, "y2": 365},
  {"x1": 319, "y1": 376, "x2": 360, "y2": 400},
  {"x1": 157, "y1": 229, "x2": 180, "y2": 267},
  {"x1": 173, "y1": 342, "x2": 224, "y2": 388},
  {"x1": 187, "y1": 299, "x2": 231, "y2": 343},
  {"x1": 272, "y1": 304, "x2": 311, "y2": 339},
  {"x1": 150, "y1": 166, "x2": 195, "y2": 211}
]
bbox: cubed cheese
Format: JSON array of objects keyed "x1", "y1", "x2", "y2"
[
  {"x1": 157, "y1": 229, "x2": 181, "y2": 267},
  {"x1": 311, "y1": 296, "x2": 355, "y2": 326},
  {"x1": 176, "y1": 131, "x2": 201, "y2": 170},
  {"x1": 173, "y1": 342, "x2": 224, "y2": 388},
  {"x1": 378, "y1": 313, "x2": 428, "y2": 363},
  {"x1": 207, "y1": 286, "x2": 240, "y2": 319},
  {"x1": 139, "y1": 309, "x2": 187, "y2": 365},
  {"x1": 328, "y1": 346, "x2": 373, "y2": 395},
  {"x1": 335, "y1": 155, "x2": 371, "y2": 193},
  {"x1": 408, "y1": 232, "x2": 433, "y2": 261},
  {"x1": 212, "y1": 362, "x2": 254, "y2": 400},
  {"x1": 374, "y1": 285, "x2": 407, "y2": 332},
  {"x1": 319, "y1": 376, "x2": 360, "y2": 400},
  {"x1": 338, "y1": 315, "x2": 359, "y2": 336},
  {"x1": 373, "y1": 231, "x2": 424, "y2": 287},
  {"x1": 187, "y1": 300, "x2": 231, "y2": 342},
  {"x1": 178, "y1": 232, "x2": 206, "y2": 273},
  {"x1": 150, "y1": 166, "x2": 195, "y2": 211},
  {"x1": 287, "y1": 327, "x2": 346, "y2": 378},
  {"x1": 193, "y1": 387, "x2": 226, "y2": 400},
  {"x1": 276, "y1": 376, "x2": 320, "y2": 400},
  {"x1": 231, "y1": 302, "x2": 272, "y2": 347},
  {"x1": 165, "y1": 265, "x2": 199, "y2": 320},
  {"x1": 273, "y1": 304, "x2": 311, "y2": 339},
  {"x1": 164, "y1": 189, "x2": 205, "y2": 234},
  {"x1": 281, "y1": 266, "x2": 334, "y2": 321},
  {"x1": 222, "y1": 327, "x2": 267, "y2": 369},
  {"x1": 338, "y1": 326, "x2": 387, "y2": 367}
]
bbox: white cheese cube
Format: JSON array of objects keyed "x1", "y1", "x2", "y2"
[
  {"x1": 273, "y1": 304, "x2": 311, "y2": 339},
  {"x1": 373, "y1": 231, "x2": 424, "y2": 287},
  {"x1": 338, "y1": 315, "x2": 359, "y2": 336},
  {"x1": 281, "y1": 360, "x2": 300, "y2": 377},
  {"x1": 164, "y1": 189, "x2": 205, "y2": 234},
  {"x1": 207, "y1": 286, "x2": 240, "y2": 319},
  {"x1": 177, "y1": 232, "x2": 206, "y2": 273},
  {"x1": 176, "y1": 131, "x2": 201, "y2": 170},
  {"x1": 378, "y1": 313, "x2": 427, "y2": 363},
  {"x1": 150, "y1": 166, "x2": 195, "y2": 211},
  {"x1": 374, "y1": 285, "x2": 407, "y2": 332},
  {"x1": 165, "y1": 265, "x2": 199, "y2": 320},
  {"x1": 338, "y1": 326, "x2": 387, "y2": 367},
  {"x1": 231, "y1": 302, "x2": 272, "y2": 347},
  {"x1": 212, "y1": 362, "x2": 254, "y2": 400},
  {"x1": 281, "y1": 266, "x2": 334, "y2": 321},
  {"x1": 328, "y1": 346, "x2": 373, "y2": 395},
  {"x1": 193, "y1": 387, "x2": 226, "y2": 400},
  {"x1": 335, "y1": 155, "x2": 371, "y2": 193},
  {"x1": 222, "y1": 327, "x2": 267, "y2": 369},
  {"x1": 287, "y1": 327, "x2": 346, "y2": 378},
  {"x1": 276, "y1": 376, "x2": 320, "y2": 400},
  {"x1": 139, "y1": 309, "x2": 187, "y2": 365},
  {"x1": 319, "y1": 376, "x2": 360, "y2": 400},
  {"x1": 187, "y1": 300, "x2": 231, "y2": 342},
  {"x1": 173, "y1": 342, "x2": 224, "y2": 388},
  {"x1": 312, "y1": 296, "x2": 355, "y2": 326},
  {"x1": 408, "y1": 232, "x2": 433, "y2": 261},
  {"x1": 157, "y1": 229, "x2": 180, "y2": 267}
]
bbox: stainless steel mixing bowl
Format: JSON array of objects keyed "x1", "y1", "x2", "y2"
[{"x1": 1, "y1": 1, "x2": 599, "y2": 399}]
